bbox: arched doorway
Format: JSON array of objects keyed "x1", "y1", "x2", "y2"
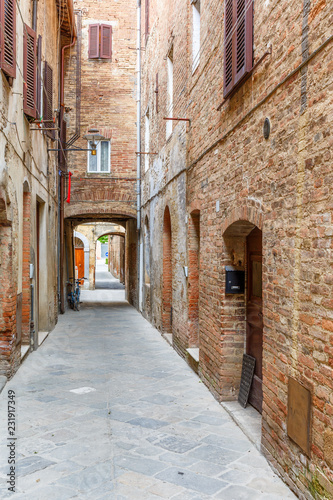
[
  {"x1": 162, "y1": 207, "x2": 172, "y2": 333},
  {"x1": 246, "y1": 227, "x2": 263, "y2": 413},
  {"x1": 223, "y1": 220, "x2": 263, "y2": 413}
]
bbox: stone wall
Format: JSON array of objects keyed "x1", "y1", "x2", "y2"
[{"x1": 0, "y1": 0, "x2": 71, "y2": 377}]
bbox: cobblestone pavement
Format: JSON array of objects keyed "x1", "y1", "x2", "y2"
[{"x1": 0, "y1": 271, "x2": 297, "y2": 499}]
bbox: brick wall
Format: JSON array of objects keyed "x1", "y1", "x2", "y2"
[
  {"x1": 21, "y1": 192, "x2": 31, "y2": 343},
  {"x1": 63, "y1": 0, "x2": 138, "y2": 302},
  {"x1": 140, "y1": 0, "x2": 333, "y2": 496}
]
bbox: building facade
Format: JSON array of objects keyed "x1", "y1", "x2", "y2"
[
  {"x1": 62, "y1": 0, "x2": 138, "y2": 306},
  {"x1": 140, "y1": 0, "x2": 333, "y2": 497},
  {"x1": 0, "y1": 0, "x2": 75, "y2": 377}
]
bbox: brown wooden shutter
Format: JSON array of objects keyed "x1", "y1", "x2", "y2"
[
  {"x1": 223, "y1": 0, "x2": 253, "y2": 98},
  {"x1": 43, "y1": 61, "x2": 54, "y2": 139},
  {"x1": 0, "y1": 0, "x2": 16, "y2": 78},
  {"x1": 23, "y1": 24, "x2": 36, "y2": 118},
  {"x1": 36, "y1": 35, "x2": 42, "y2": 119},
  {"x1": 223, "y1": 0, "x2": 234, "y2": 97},
  {"x1": 88, "y1": 24, "x2": 99, "y2": 58},
  {"x1": 145, "y1": 0, "x2": 149, "y2": 42},
  {"x1": 100, "y1": 25, "x2": 112, "y2": 59}
]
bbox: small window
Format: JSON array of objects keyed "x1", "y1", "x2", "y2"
[
  {"x1": 192, "y1": 0, "x2": 200, "y2": 72},
  {"x1": 88, "y1": 24, "x2": 112, "y2": 59},
  {"x1": 88, "y1": 141, "x2": 110, "y2": 173},
  {"x1": 145, "y1": 0, "x2": 149, "y2": 42},
  {"x1": 166, "y1": 48, "x2": 173, "y2": 139},
  {"x1": 0, "y1": 0, "x2": 16, "y2": 79},
  {"x1": 145, "y1": 111, "x2": 150, "y2": 172}
]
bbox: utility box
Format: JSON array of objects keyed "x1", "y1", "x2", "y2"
[{"x1": 225, "y1": 267, "x2": 245, "y2": 294}]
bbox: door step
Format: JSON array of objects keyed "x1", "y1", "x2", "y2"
[
  {"x1": 162, "y1": 333, "x2": 173, "y2": 346},
  {"x1": 186, "y1": 348, "x2": 199, "y2": 374},
  {"x1": 38, "y1": 331, "x2": 49, "y2": 346}
]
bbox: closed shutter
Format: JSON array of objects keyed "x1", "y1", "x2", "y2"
[
  {"x1": 88, "y1": 24, "x2": 99, "y2": 58},
  {"x1": 223, "y1": 0, "x2": 253, "y2": 98},
  {"x1": 0, "y1": 0, "x2": 16, "y2": 78},
  {"x1": 36, "y1": 35, "x2": 42, "y2": 119},
  {"x1": 100, "y1": 25, "x2": 112, "y2": 59},
  {"x1": 43, "y1": 61, "x2": 54, "y2": 139},
  {"x1": 23, "y1": 24, "x2": 36, "y2": 118}
]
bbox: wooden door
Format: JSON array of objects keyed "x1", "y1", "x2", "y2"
[
  {"x1": 75, "y1": 248, "x2": 84, "y2": 280},
  {"x1": 246, "y1": 227, "x2": 263, "y2": 413}
]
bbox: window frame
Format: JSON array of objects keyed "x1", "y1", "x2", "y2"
[
  {"x1": 88, "y1": 23, "x2": 112, "y2": 60},
  {"x1": 192, "y1": 0, "x2": 200, "y2": 72},
  {"x1": 87, "y1": 140, "x2": 111, "y2": 173},
  {"x1": 166, "y1": 49, "x2": 173, "y2": 139},
  {"x1": 145, "y1": 111, "x2": 150, "y2": 172}
]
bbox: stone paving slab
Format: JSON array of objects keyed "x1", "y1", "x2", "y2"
[{"x1": 0, "y1": 289, "x2": 298, "y2": 499}]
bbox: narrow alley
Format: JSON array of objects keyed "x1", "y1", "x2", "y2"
[{"x1": 0, "y1": 281, "x2": 296, "y2": 499}]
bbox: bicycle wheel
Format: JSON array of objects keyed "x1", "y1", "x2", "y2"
[{"x1": 74, "y1": 290, "x2": 80, "y2": 311}]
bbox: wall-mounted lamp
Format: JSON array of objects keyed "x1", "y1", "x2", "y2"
[
  {"x1": 83, "y1": 128, "x2": 105, "y2": 155},
  {"x1": 183, "y1": 266, "x2": 188, "y2": 278}
]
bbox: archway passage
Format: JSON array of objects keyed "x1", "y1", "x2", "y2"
[
  {"x1": 162, "y1": 207, "x2": 172, "y2": 333},
  {"x1": 246, "y1": 227, "x2": 263, "y2": 413}
]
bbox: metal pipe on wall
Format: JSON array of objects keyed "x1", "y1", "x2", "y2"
[
  {"x1": 136, "y1": 0, "x2": 141, "y2": 232},
  {"x1": 137, "y1": 0, "x2": 143, "y2": 311}
]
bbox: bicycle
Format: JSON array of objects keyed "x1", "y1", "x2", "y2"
[{"x1": 66, "y1": 278, "x2": 83, "y2": 311}]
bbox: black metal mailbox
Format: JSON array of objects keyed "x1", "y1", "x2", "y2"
[{"x1": 225, "y1": 267, "x2": 245, "y2": 294}]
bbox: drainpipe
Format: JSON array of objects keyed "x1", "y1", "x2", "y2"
[
  {"x1": 137, "y1": 0, "x2": 143, "y2": 311},
  {"x1": 59, "y1": 19, "x2": 76, "y2": 313},
  {"x1": 136, "y1": 0, "x2": 141, "y2": 231},
  {"x1": 32, "y1": 0, "x2": 37, "y2": 31}
]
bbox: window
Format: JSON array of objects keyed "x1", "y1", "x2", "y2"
[
  {"x1": 166, "y1": 48, "x2": 173, "y2": 138},
  {"x1": 223, "y1": 0, "x2": 253, "y2": 99},
  {"x1": 0, "y1": 0, "x2": 16, "y2": 79},
  {"x1": 145, "y1": 111, "x2": 150, "y2": 172},
  {"x1": 88, "y1": 141, "x2": 110, "y2": 172},
  {"x1": 145, "y1": 0, "x2": 149, "y2": 42},
  {"x1": 192, "y1": 0, "x2": 200, "y2": 72},
  {"x1": 88, "y1": 24, "x2": 112, "y2": 59},
  {"x1": 23, "y1": 24, "x2": 37, "y2": 118}
]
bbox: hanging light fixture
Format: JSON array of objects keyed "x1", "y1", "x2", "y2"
[{"x1": 83, "y1": 128, "x2": 105, "y2": 155}]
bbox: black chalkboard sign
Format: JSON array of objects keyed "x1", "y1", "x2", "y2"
[{"x1": 238, "y1": 354, "x2": 256, "y2": 408}]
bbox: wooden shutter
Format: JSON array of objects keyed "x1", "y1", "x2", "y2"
[
  {"x1": 88, "y1": 24, "x2": 99, "y2": 58},
  {"x1": 0, "y1": 0, "x2": 16, "y2": 78},
  {"x1": 223, "y1": 0, "x2": 253, "y2": 98},
  {"x1": 23, "y1": 24, "x2": 36, "y2": 118},
  {"x1": 36, "y1": 35, "x2": 42, "y2": 119},
  {"x1": 43, "y1": 61, "x2": 54, "y2": 139},
  {"x1": 145, "y1": 0, "x2": 149, "y2": 42},
  {"x1": 100, "y1": 25, "x2": 112, "y2": 59}
]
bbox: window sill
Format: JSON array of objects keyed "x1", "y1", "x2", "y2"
[{"x1": 85, "y1": 172, "x2": 111, "y2": 177}]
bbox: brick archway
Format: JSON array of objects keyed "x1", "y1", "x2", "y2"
[
  {"x1": 222, "y1": 201, "x2": 264, "y2": 236},
  {"x1": 162, "y1": 206, "x2": 172, "y2": 334}
]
